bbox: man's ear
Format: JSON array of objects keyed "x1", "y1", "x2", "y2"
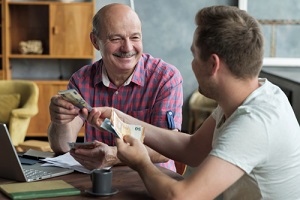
[
  {"x1": 209, "y1": 54, "x2": 220, "y2": 75},
  {"x1": 90, "y1": 32, "x2": 100, "y2": 50}
]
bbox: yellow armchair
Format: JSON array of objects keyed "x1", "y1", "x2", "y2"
[{"x1": 0, "y1": 80, "x2": 39, "y2": 146}]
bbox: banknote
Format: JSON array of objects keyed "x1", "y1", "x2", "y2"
[
  {"x1": 110, "y1": 110, "x2": 145, "y2": 142},
  {"x1": 100, "y1": 111, "x2": 145, "y2": 142},
  {"x1": 68, "y1": 142, "x2": 96, "y2": 149},
  {"x1": 58, "y1": 89, "x2": 92, "y2": 111},
  {"x1": 100, "y1": 118, "x2": 121, "y2": 138}
]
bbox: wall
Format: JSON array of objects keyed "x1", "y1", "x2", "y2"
[
  {"x1": 94, "y1": 0, "x2": 300, "y2": 130},
  {"x1": 94, "y1": 0, "x2": 237, "y2": 131},
  {"x1": 12, "y1": 0, "x2": 237, "y2": 132},
  {"x1": 247, "y1": 0, "x2": 300, "y2": 59}
]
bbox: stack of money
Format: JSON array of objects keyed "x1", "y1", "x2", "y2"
[
  {"x1": 58, "y1": 89, "x2": 92, "y2": 111},
  {"x1": 101, "y1": 110, "x2": 145, "y2": 142}
]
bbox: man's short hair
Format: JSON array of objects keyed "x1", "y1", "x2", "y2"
[{"x1": 195, "y1": 6, "x2": 264, "y2": 78}]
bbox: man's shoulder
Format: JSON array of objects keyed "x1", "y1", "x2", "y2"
[
  {"x1": 140, "y1": 53, "x2": 181, "y2": 74},
  {"x1": 73, "y1": 60, "x2": 100, "y2": 77}
]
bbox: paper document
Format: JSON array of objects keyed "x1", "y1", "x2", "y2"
[
  {"x1": 41, "y1": 152, "x2": 91, "y2": 174},
  {"x1": 23, "y1": 149, "x2": 54, "y2": 159}
]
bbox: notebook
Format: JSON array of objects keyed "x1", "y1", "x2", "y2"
[
  {"x1": 0, "y1": 180, "x2": 81, "y2": 199},
  {"x1": 0, "y1": 123, "x2": 74, "y2": 182}
]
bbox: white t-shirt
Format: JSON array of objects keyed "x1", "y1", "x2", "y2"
[{"x1": 210, "y1": 78, "x2": 300, "y2": 199}]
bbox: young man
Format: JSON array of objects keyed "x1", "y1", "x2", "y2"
[
  {"x1": 83, "y1": 5, "x2": 300, "y2": 199},
  {"x1": 48, "y1": 3, "x2": 183, "y2": 172}
]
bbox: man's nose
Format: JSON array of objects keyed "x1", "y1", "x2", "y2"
[{"x1": 120, "y1": 38, "x2": 133, "y2": 52}]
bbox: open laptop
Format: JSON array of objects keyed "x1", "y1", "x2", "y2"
[{"x1": 0, "y1": 123, "x2": 74, "y2": 182}]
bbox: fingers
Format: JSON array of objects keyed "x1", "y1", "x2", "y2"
[
  {"x1": 71, "y1": 154, "x2": 94, "y2": 170},
  {"x1": 87, "y1": 108, "x2": 102, "y2": 125},
  {"x1": 71, "y1": 149, "x2": 100, "y2": 170},
  {"x1": 115, "y1": 137, "x2": 122, "y2": 146},
  {"x1": 49, "y1": 95, "x2": 79, "y2": 124},
  {"x1": 115, "y1": 135, "x2": 150, "y2": 170},
  {"x1": 115, "y1": 135, "x2": 133, "y2": 149},
  {"x1": 82, "y1": 107, "x2": 114, "y2": 130},
  {"x1": 80, "y1": 107, "x2": 115, "y2": 130},
  {"x1": 50, "y1": 95, "x2": 75, "y2": 111},
  {"x1": 70, "y1": 143, "x2": 112, "y2": 169}
]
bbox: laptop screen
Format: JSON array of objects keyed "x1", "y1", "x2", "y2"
[{"x1": 0, "y1": 123, "x2": 73, "y2": 182}]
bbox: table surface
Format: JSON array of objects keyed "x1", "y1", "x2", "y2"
[{"x1": 0, "y1": 165, "x2": 183, "y2": 200}]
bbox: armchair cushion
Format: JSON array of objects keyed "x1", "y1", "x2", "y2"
[{"x1": 0, "y1": 94, "x2": 21, "y2": 123}]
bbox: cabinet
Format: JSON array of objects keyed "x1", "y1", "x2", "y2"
[
  {"x1": 27, "y1": 81, "x2": 85, "y2": 137},
  {"x1": 8, "y1": 1, "x2": 94, "y2": 60},
  {"x1": 1, "y1": 0, "x2": 95, "y2": 137}
]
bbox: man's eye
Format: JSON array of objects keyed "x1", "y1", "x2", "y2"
[
  {"x1": 111, "y1": 38, "x2": 121, "y2": 42},
  {"x1": 131, "y1": 36, "x2": 141, "y2": 41}
]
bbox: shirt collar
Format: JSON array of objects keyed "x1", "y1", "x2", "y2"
[{"x1": 102, "y1": 66, "x2": 134, "y2": 87}]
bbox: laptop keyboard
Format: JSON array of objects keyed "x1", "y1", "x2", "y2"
[{"x1": 24, "y1": 168, "x2": 52, "y2": 180}]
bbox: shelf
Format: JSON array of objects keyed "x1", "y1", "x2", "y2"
[
  {"x1": 7, "y1": 1, "x2": 93, "y2": 5},
  {"x1": 9, "y1": 4, "x2": 50, "y2": 55},
  {"x1": 8, "y1": 2, "x2": 94, "y2": 58},
  {"x1": 2, "y1": 0, "x2": 95, "y2": 137},
  {"x1": 9, "y1": 54, "x2": 94, "y2": 59}
]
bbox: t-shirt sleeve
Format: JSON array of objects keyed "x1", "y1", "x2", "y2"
[{"x1": 210, "y1": 112, "x2": 269, "y2": 174}]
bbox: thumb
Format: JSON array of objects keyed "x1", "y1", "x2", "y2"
[
  {"x1": 79, "y1": 107, "x2": 89, "y2": 119},
  {"x1": 123, "y1": 135, "x2": 136, "y2": 145}
]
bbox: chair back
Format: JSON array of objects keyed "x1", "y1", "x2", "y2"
[{"x1": 0, "y1": 80, "x2": 39, "y2": 146}]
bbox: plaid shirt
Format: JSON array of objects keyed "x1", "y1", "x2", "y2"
[{"x1": 68, "y1": 53, "x2": 183, "y2": 171}]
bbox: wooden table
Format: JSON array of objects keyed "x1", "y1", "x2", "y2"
[{"x1": 0, "y1": 165, "x2": 183, "y2": 199}]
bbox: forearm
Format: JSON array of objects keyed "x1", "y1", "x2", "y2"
[
  {"x1": 145, "y1": 127, "x2": 192, "y2": 164},
  {"x1": 146, "y1": 146, "x2": 169, "y2": 163},
  {"x1": 48, "y1": 117, "x2": 82, "y2": 154},
  {"x1": 48, "y1": 123, "x2": 74, "y2": 154},
  {"x1": 137, "y1": 161, "x2": 181, "y2": 200},
  {"x1": 106, "y1": 146, "x2": 167, "y2": 167}
]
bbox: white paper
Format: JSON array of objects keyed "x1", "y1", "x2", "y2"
[{"x1": 41, "y1": 152, "x2": 91, "y2": 174}]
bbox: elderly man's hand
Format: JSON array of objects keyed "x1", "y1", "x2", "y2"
[
  {"x1": 70, "y1": 140, "x2": 119, "y2": 170},
  {"x1": 49, "y1": 95, "x2": 79, "y2": 125}
]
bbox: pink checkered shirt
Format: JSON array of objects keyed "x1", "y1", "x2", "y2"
[{"x1": 68, "y1": 53, "x2": 183, "y2": 172}]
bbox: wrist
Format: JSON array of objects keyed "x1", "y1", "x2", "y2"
[{"x1": 105, "y1": 146, "x2": 121, "y2": 166}]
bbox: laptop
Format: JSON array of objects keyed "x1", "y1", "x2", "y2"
[{"x1": 0, "y1": 123, "x2": 74, "y2": 182}]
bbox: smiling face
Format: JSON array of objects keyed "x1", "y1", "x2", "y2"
[{"x1": 92, "y1": 4, "x2": 143, "y2": 74}]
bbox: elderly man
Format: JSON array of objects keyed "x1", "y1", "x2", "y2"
[{"x1": 48, "y1": 3, "x2": 183, "y2": 172}]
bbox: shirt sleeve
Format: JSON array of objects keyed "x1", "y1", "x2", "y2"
[
  {"x1": 210, "y1": 111, "x2": 269, "y2": 174},
  {"x1": 150, "y1": 66, "x2": 183, "y2": 130}
]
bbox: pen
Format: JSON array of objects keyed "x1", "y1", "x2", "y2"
[{"x1": 166, "y1": 110, "x2": 175, "y2": 130}]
